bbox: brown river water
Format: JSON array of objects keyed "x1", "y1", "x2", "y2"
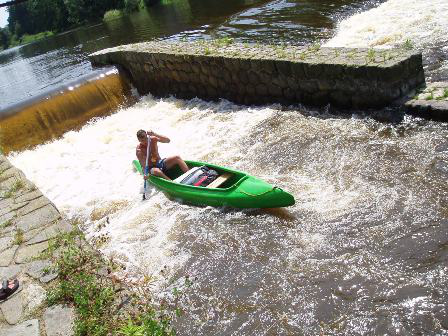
[{"x1": 1, "y1": 0, "x2": 448, "y2": 334}]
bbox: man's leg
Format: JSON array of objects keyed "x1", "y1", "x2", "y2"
[
  {"x1": 165, "y1": 155, "x2": 189, "y2": 173},
  {"x1": 150, "y1": 168, "x2": 171, "y2": 180}
]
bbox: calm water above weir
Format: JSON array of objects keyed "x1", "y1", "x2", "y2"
[{"x1": 3, "y1": 0, "x2": 448, "y2": 335}]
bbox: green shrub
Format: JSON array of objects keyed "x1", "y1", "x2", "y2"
[{"x1": 103, "y1": 9, "x2": 123, "y2": 21}]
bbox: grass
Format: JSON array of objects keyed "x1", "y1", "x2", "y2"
[
  {"x1": 366, "y1": 48, "x2": 376, "y2": 63},
  {"x1": 308, "y1": 42, "x2": 321, "y2": 53},
  {"x1": 103, "y1": 9, "x2": 124, "y2": 21},
  {"x1": 213, "y1": 37, "x2": 234, "y2": 48},
  {"x1": 8, "y1": 31, "x2": 54, "y2": 48},
  {"x1": 46, "y1": 229, "x2": 179, "y2": 336},
  {"x1": 3, "y1": 179, "x2": 25, "y2": 198},
  {"x1": 425, "y1": 92, "x2": 434, "y2": 100},
  {"x1": 0, "y1": 220, "x2": 13, "y2": 230},
  {"x1": 403, "y1": 39, "x2": 414, "y2": 50},
  {"x1": 14, "y1": 228, "x2": 24, "y2": 245}
]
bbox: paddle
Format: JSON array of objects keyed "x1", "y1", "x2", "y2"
[{"x1": 142, "y1": 134, "x2": 151, "y2": 200}]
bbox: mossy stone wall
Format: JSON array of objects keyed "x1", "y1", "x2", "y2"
[{"x1": 89, "y1": 41, "x2": 425, "y2": 109}]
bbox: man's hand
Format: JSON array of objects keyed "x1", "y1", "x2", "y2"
[
  {"x1": 147, "y1": 130, "x2": 154, "y2": 136},
  {"x1": 144, "y1": 174, "x2": 149, "y2": 180}
]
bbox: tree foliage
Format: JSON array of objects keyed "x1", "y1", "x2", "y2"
[
  {"x1": 2, "y1": 0, "x2": 158, "y2": 49},
  {"x1": 0, "y1": 28, "x2": 10, "y2": 50}
]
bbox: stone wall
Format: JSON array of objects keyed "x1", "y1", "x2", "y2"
[
  {"x1": 89, "y1": 40, "x2": 425, "y2": 109},
  {"x1": 404, "y1": 82, "x2": 448, "y2": 121},
  {"x1": 0, "y1": 154, "x2": 75, "y2": 335}
]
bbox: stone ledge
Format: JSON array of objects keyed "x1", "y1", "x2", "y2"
[
  {"x1": 404, "y1": 82, "x2": 448, "y2": 121},
  {"x1": 89, "y1": 40, "x2": 425, "y2": 110}
]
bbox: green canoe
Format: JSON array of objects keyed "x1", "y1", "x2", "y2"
[{"x1": 133, "y1": 160, "x2": 295, "y2": 208}]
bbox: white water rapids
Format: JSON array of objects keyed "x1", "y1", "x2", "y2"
[
  {"x1": 325, "y1": 0, "x2": 448, "y2": 80},
  {"x1": 6, "y1": 0, "x2": 448, "y2": 334}
]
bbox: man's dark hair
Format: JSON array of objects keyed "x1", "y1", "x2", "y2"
[{"x1": 137, "y1": 129, "x2": 146, "y2": 140}]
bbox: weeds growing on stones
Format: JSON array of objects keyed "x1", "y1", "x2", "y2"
[
  {"x1": 367, "y1": 49, "x2": 376, "y2": 64},
  {"x1": 3, "y1": 179, "x2": 25, "y2": 198},
  {"x1": 403, "y1": 39, "x2": 414, "y2": 50},
  {"x1": 0, "y1": 219, "x2": 12, "y2": 229},
  {"x1": 46, "y1": 228, "x2": 181, "y2": 336},
  {"x1": 14, "y1": 228, "x2": 24, "y2": 245}
]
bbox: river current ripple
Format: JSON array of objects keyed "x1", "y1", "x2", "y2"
[{"x1": 5, "y1": 0, "x2": 448, "y2": 334}]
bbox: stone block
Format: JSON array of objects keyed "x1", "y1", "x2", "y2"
[
  {"x1": 239, "y1": 71, "x2": 249, "y2": 85},
  {"x1": 283, "y1": 87, "x2": 296, "y2": 101},
  {"x1": 275, "y1": 60, "x2": 291, "y2": 76},
  {"x1": 303, "y1": 62, "x2": 325, "y2": 79},
  {"x1": 0, "y1": 236, "x2": 13, "y2": 253},
  {"x1": 208, "y1": 76, "x2": 218, "y2": 88},
  {"x1": 0, "y1": 245, "x2": 18, "y2": 267},
  {"x1": 17, "y1": 197, "x2": 50, "y2": 217},
  {"x1": 200, "y1": 63, "x2": 210, "y2": 75},
  {"x1": 221, "y1": 67, "x2": 232, "y2": 84},
  {"x1": 317, "y1": 80, "x2": 336, "y2": 91},
  {"x1": 255, "y1": 83, "x2": 268, "y2": 96},
  {"x1": 268, "y1": 84, "x2": 283, "y2": 97},
  {"x1": 26, "y1": 259, "x2": 53, "y2": 280},
  {"x1": 15, "y1": 241, "x2": 49, "y2": 264},
  {"x1": 191, "y1": 62, "x2": 201, "y2": 74},
  {"x1": 246, "y1": 85, "x2": 256, "y2": 96},
  {"x1": 238, "y1": 59, "x2": 251, "y2": 71},
  {"x1": 247, "y1": 71, "x2": 259, "y2": 84},
  {"x1": 330, "y1": 91, "x2": 352, "y2": 109},
  {"x1": 206, "y1": 86, "x2": 218, "y2": 98},
  {"x1": 0, "y1": 199, "x2": 13, "y2": 212},
  {"x1": 0, "y1": 161, "x2": 12, "y2": 172},
  {"x1": 0, "y1": 265, "x2": 22, "y2": 280},
  {"x1": 0, "y1": 212, "x2": 14, "y2": 227},
  {"x1": 299, "y1": 80, "x2": 319, "y2": 93},
  {"x1": 14, "y1": 190, "x2": 43, "y2": 203},
  {"x1": 16, "y1": 204, "x2": 60, "y2": 233},
  {"x1": 0, "y1": 290, "x2": 23, "y2": 324},
  {"x1": 290, "y1": 62, "x2": 305, "y2": 78},
  {"x1": 22, "y1": 282, "x2": 46, "y2": 311},
  {"x1": 44, "y1": 305, "x2": 75, "y2": 336},
  {"x1": 0, "y1": 319, "x2": 39, "y2": 336}
]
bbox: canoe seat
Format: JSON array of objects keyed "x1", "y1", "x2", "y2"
[
  {"x1": 206, "y1": 173, "x2": 232, "y2": 188},
  {"x1": 174, "y1": 167, "x2": 202, "y2": 183}
]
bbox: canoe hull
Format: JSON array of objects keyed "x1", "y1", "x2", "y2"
[{"x1": 133, "y1": 160, "x2": 295, "y2": 208}]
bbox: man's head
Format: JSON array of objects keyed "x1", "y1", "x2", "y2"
[{"x1": 137, "y1": 129, "x2": 147, "y2": 143}]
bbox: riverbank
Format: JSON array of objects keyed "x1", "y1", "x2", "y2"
[
  {"x1": 2, "y1": 32, "x2": 54, "y2": 50},
  {"x1": 0, "y1": 0, "x2": 161, "y2": 51},
  {"x1": 0, "y1": 154, "x2": 180, "y2": 335}
]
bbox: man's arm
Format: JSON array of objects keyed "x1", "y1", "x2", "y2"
[
  {"x1": 136, "y1": 148, "x2": 146, "y2": 167},
  {"x1": 148, "y1": 130, "x2": 170, "y2": 143}
]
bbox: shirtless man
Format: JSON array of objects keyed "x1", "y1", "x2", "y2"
[{"x1": 136, "y1": 129, "x2": 189, "y2": 180}]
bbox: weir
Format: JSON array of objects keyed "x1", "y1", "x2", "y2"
[
  {"x1": 89, "y1": 40, "x2": 425, "y2": 110},
  {"x1": 0, "y1": 68, "x2": 134, "y2": 154}
]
